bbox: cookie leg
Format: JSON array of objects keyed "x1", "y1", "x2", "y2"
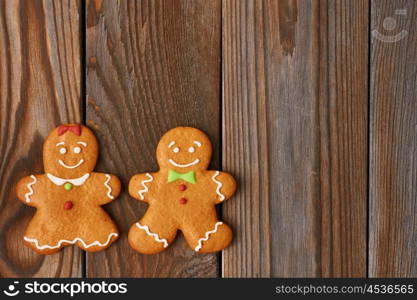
[
  {"x1": 76, "y1": 211, "x2": 119, "y2": 252},
  {"x1": 182, "y1": 221, "x2": 233, "y2": 253},
  {"x1": 23, "y1": 219, "x2": 71, "y2": 255},
  {"x1": 128, "y1": 214, "x2": 177, "y2": 254}
]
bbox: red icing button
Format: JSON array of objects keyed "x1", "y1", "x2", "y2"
[
  {"x1": 179, "y1": 184, "x2": 187, "y2": 191},
  {"x1": 179, "y1": 198, "x2": 187, "y2": 205},
  {"x1": 64, "y1": 201, "x2": 74, "y2": 210}
]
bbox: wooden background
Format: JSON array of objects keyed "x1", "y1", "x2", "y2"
[{"x1": 0, "y1": 0, "x2": 415, "y2": 278}]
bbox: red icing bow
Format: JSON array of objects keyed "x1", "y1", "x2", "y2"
[{"x1": 58, "y1": 124, "x2": 81, "y2": 136}]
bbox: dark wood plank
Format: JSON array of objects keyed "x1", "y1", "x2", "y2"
[
  {"x1": 222, "y1": 0, "x2": 368, "y2": 277},
  {"x1": 86, "y1": 0, "x2": 221, "y2": 277},
  {"x1": 0, "y1": 0, "x2": 82, "y2": 277},
  {"x1": 369, "y1": 0, "x2": 417, "y2": 277}
]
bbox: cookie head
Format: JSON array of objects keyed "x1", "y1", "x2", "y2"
[
  {"x1": 156, "y1": 127, "x2": 212, "y2": 171},
  {"x1": 43, "y1": 124, "x2": 99, "y2": 177}
]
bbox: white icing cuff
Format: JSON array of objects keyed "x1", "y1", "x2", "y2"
[
  {"x1": 25, "y1": 175, "x2": 37, "y2": 203},
  {"x1": 138, "y1": 173, "x2": 153, "y2": 200},
  {"x1": 104, "y1": 174, "x2": 114, "y2": 199},
  {"x1": 212, "y1": 171, "x2": 225, "y2": 201},
  {"x1": 136, "y1": 222, "x2": 168, "y2": 248},
  {"x1": 195, "y1": 222, "x2": 223, "y2": 252}
]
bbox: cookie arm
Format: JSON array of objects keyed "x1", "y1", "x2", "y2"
[
  {"x1": 128, "y1": 173, "x2": 155, "y2": 203},
  {"x1": 98, "y1": 173, "x2": 121, "y2": 205},
  {"x1": 211, "y1": 171, "x2": 237, "y2": 204},
  {"x1": 16, "y1": 175, "x2": 40, "y2": 207}
]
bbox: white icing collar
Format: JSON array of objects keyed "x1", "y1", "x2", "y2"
[{"x1": 46, "y1": 173, "x2": 90, "y2": 186}]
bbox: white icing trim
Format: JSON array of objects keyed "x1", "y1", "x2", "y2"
[
  {"x1": 168, "y1": 141, "x2": 175, "y2": 148},
  {"x1": 47, "y1": 173, "x2": 90, "y2": 186},
  {"x1": 24, "y1": 232, "x2": 118, "y2": 250},
  {"x1": 195, "y1": 222, "x2": 223, "y2": 252},
  {"x1": 25, "y1": 175, "x2": 37, "y2": 203},
  {"x1": 193, "y1": 141, "x2": 202, "y2": 147},
  {"x1": 77, "y1": 141, "x2": 87, "y2": 147},
  {"x1": 212, "y1": 171, "x2": 225, "y2": 201},
  {"x1": 168, "y1": 158, "x2": 200, "y2": 168},
  {"x1": 58, "y1": 159, "x2": 84, "y2": 169},
  {"x1": 135, "y1": 222, "x2": 168, "y2": 248},
  {"x1": 56, "y1": 142, "x2": 65, "y2": 146},
  {"x1": 104, "y1": 174, "x2": 114, "y2": 199},
  {"x1": 138, "y1": 173, "x2": 153, "y2": 200}
]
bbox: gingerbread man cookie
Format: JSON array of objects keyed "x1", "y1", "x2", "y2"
[
  {"x1": 16, "y1": 124, "x2": 120, "y2": 254},
  {"x1": 128, "y1": 127, "x2": 237, "y2": 254}
]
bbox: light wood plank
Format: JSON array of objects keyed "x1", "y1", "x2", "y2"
[
  {"x1": 222, "y1": 0, "x2": 368, "y2": 277},
  {"x1": 369, "y1": 0, "x2": 417, "y2": 277}
]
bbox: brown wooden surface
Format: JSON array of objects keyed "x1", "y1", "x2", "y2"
[
  {"x1": 222, "y1": 0, "x2": 368, "y2": 277},
  {"x1": 85, "y1": 0, "x2": 221, "y2": 277},
  {"x1": 1, "y1": 0, "x2": 417, "y2": 278},
  {"x1": 0, "y1": 0, "x2": 82, "y2": 277},
  {"x1": 369, "y1": 0, "x2": 417, "y2": 277}
]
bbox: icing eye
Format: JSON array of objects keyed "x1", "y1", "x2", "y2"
[
  {"x1": 73, "y1": 146, "x2": 81, "y2": 154},
  {"x1": 59, "y1": 147, "x2": 67, "y2": 154},
  {"x1": 188, "y1": 147, "x2": 195, "y2": 153},
  {"x1": 173, "y1": 147, "x2": 180, "y2": 153}
]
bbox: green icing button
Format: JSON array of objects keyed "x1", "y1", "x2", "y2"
[{"x1": 64, "y1": 182, "x2": 73, "y2": 191}]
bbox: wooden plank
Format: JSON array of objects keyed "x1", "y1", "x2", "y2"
[
  {"x1": 86, "y1": 0, "x2": 221, "y2": 277},
  {"x1": 0, "y1": 0, "x2": 82, "y2": 277},
  {"x1": 369, "y1": 0, "x2": 417, "y2": 277},
  {"x1": 222, "y1": 0, "x2": 368, "y2": 277}
]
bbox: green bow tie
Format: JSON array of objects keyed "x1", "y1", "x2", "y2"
[{"x1": 168, "y1": 170, "x2": 196, "y2": 184}]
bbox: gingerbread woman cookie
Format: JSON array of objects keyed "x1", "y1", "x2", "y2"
[
  {"x1": 16, "y1": 124, "x2": 120, "y2": 254},
  {"x1": 128, "y1": 127, "x2": 237, "y2": 254}
]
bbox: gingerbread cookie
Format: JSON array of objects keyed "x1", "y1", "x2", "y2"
[
  {"x1": 128, "y1": 127, "x2": 237, "y2": 254},
  {"x1": 16, "y1": 124, "x2": 120, "y2": 254}
]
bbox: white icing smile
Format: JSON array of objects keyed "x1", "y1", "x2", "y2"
[
  {"x1": 58, "y1": 159, "x2": 84, "y2": 169},
  {"x1": 168, "y1": 158, "x2": 200, "y2": 168}
]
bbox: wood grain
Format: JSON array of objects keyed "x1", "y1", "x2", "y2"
[
  {"x1": 369, "y1": 0, "x2": 417, "y2": 277},
  {"x1": 222, "y1": 0, "x2": 368, "y2": 277},
  {"x1": 86, "y1": 0, "x2": 221, "y2": 277},
  {"x1": 0, "y1": 0, "x2": 82, "y2": 277}
]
